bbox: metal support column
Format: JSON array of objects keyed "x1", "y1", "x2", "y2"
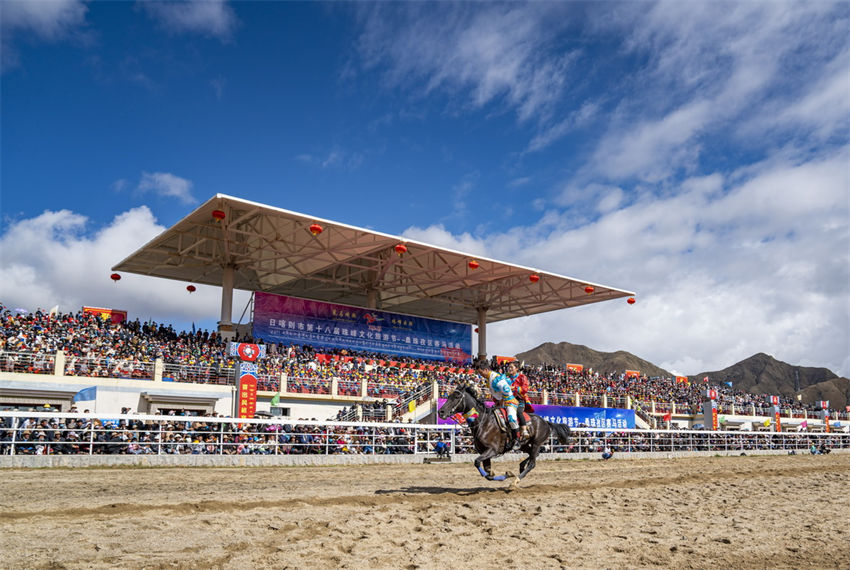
[
  {"x1": 218, "y1": 264, "x2": 235, "y2": 340},
  {"x1": 476, "y1": 307, "x2": 488, "y2": 361}
]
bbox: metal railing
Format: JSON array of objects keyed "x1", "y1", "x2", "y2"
[
  {"x1": 392, "y1": 382, "x2": 433, "y2": 419},
  {"x1": 0, "y1": 351, "x2": 56, "y2": 375},
  {"x1": 4, "y1": 412, "x2": 846, "y2": 457},
  {"x1": 161, "y1": 363, "x2": 233, "y2": 385}
]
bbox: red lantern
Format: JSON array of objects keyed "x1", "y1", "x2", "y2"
[
  {"x1": 394, "y1": 243, "x2": 408, "y2": 256},
  {"x1": 110, "y1": 273, "x2": 121, "y2": 282},
  {"x1": 584, "y1": 286, "x2": 595, "y2": 294},
  {"x1": 468, "y1": 260, "x2": 480, "y2": 270},
  {"x1": 529, "y1": 274, "x2": 540, "y2": 283},
  {"x1": 474, "y1": 327, "x2": 479, "y2": 333},
  {"x1": 211, "y1": 209, "x2": 226, "y2": 221},
  {"x1": 627, "y1": 297, "x2": 636, "y2": 304},
  {"x1": 186, "y1": 285, "x2": 196, "y2": 293},
  {"x1": 309, "y1": 223, "x2": 323, "y2": 236}
]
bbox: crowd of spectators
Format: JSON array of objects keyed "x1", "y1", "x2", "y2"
[
  {"x1": 0, "y1": 305, "x2": 843, "y2": 418},
  {"x1": 5, "y1": 407, "x2": 844, "y2": 457},
  {"x1": 0, "y1": 411, "x2": 439, "y2": 456}
]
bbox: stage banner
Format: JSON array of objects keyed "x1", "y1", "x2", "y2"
[
  {"x1": 253, "y1": 292, "x2": 472, "y2": 361},
  {"x1": 567, "y1": 363, "x2": 584, "y2": 373},
  {"x1": 436, "y1": 400, "x2": 635, "y2": 429}
]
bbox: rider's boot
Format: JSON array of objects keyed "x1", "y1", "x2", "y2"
[{"x1": 509, "y1": 427, "x2": 520, "y2": 451}]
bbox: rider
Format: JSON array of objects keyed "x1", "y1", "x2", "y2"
[
  {"x1": 505, "y1": 362, "x2": 530, "y2": 442},
  {"x1": 475, "y1": 360, "x2": 520, "y2": 449}
]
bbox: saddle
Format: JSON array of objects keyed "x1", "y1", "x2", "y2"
[{"x1": 493, "y1": 408, "x2": 531, "y2": 433}]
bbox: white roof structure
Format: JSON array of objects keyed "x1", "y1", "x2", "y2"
[{"x1": 114, "y1": 194, "x2": 635, "y2": 353}]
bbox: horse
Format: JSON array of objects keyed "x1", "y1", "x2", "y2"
[{"x1": 438, "y1": 384, "x2": 571, "y2": 481}]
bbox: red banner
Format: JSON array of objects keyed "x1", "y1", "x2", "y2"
[
  {"x1": 496, "y1": 356, "x2": 517, "y2": 364},
  {"x1": 675, "y1": 376, "x2": 689, "y2": 385},
  {"x1": 238, "y1": 375, "x2": 258, "y2": 419},
  {"x1": 711, "y1": 407, "x2": 718, "y2": 431},
  {"x1": 567, "y1": 363, "x2": 584, "y2": 373},
  {"x1": 624, "y1": 370, "x2": 640, "y2": 379},
  {"x1": 774, "y1": 410, "x2": 781, "y2": 432},
  {"x1": 82, "y1": 306, "x2": 127, "y2": 324}
]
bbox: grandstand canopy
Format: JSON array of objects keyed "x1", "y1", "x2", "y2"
[{"x1": 113, "y1": 194, "x2": 634, "y2": 351}]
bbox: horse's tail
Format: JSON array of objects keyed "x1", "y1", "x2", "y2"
[{"x1": 547, "y1": 421, "x2": 572, "y2": 444}]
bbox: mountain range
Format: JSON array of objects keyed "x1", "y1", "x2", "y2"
[{"x1": 515, "y1": 342, "x2": 850, "y2": 408}]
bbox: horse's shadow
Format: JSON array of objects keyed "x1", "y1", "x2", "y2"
[{"x1": 375, "y1": 485, "x2": 514, "y2": 496}]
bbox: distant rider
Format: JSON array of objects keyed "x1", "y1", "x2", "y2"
[{"x1": 475, "y1": 360, "x2": 520, "y2": 449}]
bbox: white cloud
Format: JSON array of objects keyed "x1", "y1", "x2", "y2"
[
  {"x1": 581, "y1": 1, "x2": 850, "y2": 183},
  {"x1": 140, "y1": 0, "x2": 237, "y2": 41},
  {"x1": 405, "y1": 146, "x2": 850, "y2": 377},
  {"x1": 0, "y1": 207, "x2": 249, "y2": 331},
  {"x1": 355, "y1": 3, "x2": 576, "y2": 123},
  {"x1": 137, "y1": 171, "x2": 196, "y2": 204},
  {"x1": 1, "y1": 0, "x2": 89, "y2": 70},
  {"x1": 295, "y1": 149, "x2": 364, "y2": 170}
]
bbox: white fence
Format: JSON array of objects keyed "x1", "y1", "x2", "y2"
[{"x1": 2, "y1": 411, "x2": 848, "y2": 459}]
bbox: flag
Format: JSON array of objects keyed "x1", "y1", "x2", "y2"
[
  {"x1": 662, "y1": 412, "x2": 672, "y2": 422},
  {"x1": 763, "y1": 419, "x2": 771, "y2": 427},
  {"x1": 72, "y1": 386, "x2": 97, "y2": 402},
  {"x1": 270, "y1": 392, "x2": 280, "y2": 407},
  {"x1": 798, "y1": 420, "x2": 808, "y2": 431},
  {"x1": 703, "y1": 376, "x2": 709, "y2": 383},
  {"x1": 48, "y1": 305, "x2": 59, "y2": 316},
  {"x1": 725, "y1": 381, "x2": 733, "y2": 388},
  {"x1": 408, "y1": 400, "x2": 416, "y2": 414}
]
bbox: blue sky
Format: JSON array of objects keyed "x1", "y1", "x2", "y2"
[{"x1": 2, "y1": 1, "x2": 848, "y2": 376}]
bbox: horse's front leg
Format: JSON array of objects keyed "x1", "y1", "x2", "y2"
[{"x1": 474, "y1": 449, "x2": 499, "y2": 479}]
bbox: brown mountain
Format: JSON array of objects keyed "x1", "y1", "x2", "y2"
[
  {"x1": 515, "y1": 341, "x2": 672, "y2": 378},
  {"x1": 514, "y1": 344, "x2": 849, "y2": 409},
  {"x1": 799, "y1": 377, "x2": 850, "y2": 409},
  {"x1": 692, "y1": 352, "x2": 848, "y2": 408}
]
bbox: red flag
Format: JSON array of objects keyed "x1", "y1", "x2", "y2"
[{"x1": 662, "y1": 412, "x2": 672, "y2": 422}]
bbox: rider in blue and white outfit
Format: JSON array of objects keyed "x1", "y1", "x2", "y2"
[{"x1": 475, "y1": 360, "x2": 520, "y2": 448}]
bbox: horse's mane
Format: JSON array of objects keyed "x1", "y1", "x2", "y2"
[{"x1": 458, "y1": 382, "x2": 487, "y2": 411}]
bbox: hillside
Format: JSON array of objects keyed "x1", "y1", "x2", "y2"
[
  {"x1": 515, "y1": 341, "x2": 672, "y2": 378},
  {"x1": 692, "y1": 352, "x2": 841, "y2": 399},
  {"x1": 513, "y1": 344, "x2": 849, "y2": 408}
]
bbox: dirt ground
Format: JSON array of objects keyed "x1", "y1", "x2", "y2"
[{"x1": 1, "y1": 454, "x2": 848, "y2": 569}]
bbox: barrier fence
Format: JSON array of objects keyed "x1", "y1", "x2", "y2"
[{"x1": 2, "y1": 412, "x2": 848, "y2": 458}]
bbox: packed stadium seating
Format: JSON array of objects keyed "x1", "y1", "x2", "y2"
[{"x1": 1, "y1": 306, "x2": 844, "y2": 423}]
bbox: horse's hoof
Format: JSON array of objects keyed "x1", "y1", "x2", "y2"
[{"x1": 505, "y1": 470, "x2": 516, "y2": 478}]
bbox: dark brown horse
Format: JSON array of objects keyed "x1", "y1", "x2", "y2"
[{"x1": 438, "y1": 384, "x2": 571, "y2": 481}]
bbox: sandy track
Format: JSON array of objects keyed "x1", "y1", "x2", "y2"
[{"x1": 1, "y1": 454, "x2": 848, "y2": 569}]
